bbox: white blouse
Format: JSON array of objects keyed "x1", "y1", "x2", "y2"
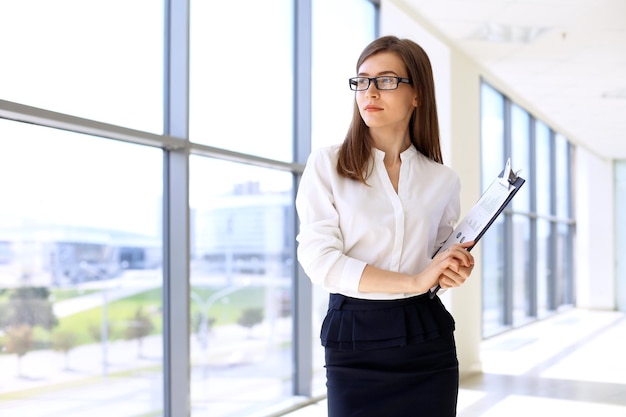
[{"x1": 295, "y1": 144, "x2": 461, "y2": 300}]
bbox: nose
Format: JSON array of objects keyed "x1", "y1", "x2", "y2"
[{"x1": 365, "y1": 80, "x2": 379, "y2": 97}]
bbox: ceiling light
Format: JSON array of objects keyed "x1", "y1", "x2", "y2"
[
  {"x1": 602, "y1": 88, "x2": 626, "y2": 99},
  {"x1": 468, "y1": 22, "x2": 550, "y2": 44}
]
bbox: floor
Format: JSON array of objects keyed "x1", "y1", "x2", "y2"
[{"x1": 282, "y1": 308, "x2": 626, "y2": 417}]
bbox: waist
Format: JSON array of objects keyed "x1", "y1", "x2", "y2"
[
  {"x1": 328, "y1": 292, "x2": 433, "y2": 311},
  {"x1": 322, "y1": 292, "x2": 453, "y2": 350}
]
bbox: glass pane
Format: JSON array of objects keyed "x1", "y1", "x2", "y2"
[
  {"x1": 189, "y1": 156, "x2": 294, "y2": 416},
  {"x1": 0, "y1": 120, "x2": 164, "y2": 415},
  {"x1": 511, "y1": 215, "x2": 532, "y2": 326},
  {"x1": 0, "y1": 0, "x2": 163, "y2": 133},
  {"x1": 535, "y1": 121, "x2": 553, "y2": 216},
  {"x1": 312, "y1": 0, "x2": 376, "y2": 150},
  {"x1": 481, "y1": 83, "x2": 506, "y2": 337},
  {"x1": 555, "y1": 223, "x2": 574, "y2": 307},
  {"x1": 481, "y1": 83, "x2": 505, "y2": 189},
  {"x1": 189, "y1": 0, "x2": 294, "y2": 162},
  {"x1": 510, "y1": 105, "x2": 531, "y2": 211},
  {"x1": 536, "y1": 219, "x2": 552, "y2": 317},
  {"x1": 481, "y1": 217, "x2": 507, "y2": 337},
  {"x1": 555, "y1": 134, "x2": 571, "y2": 219}
]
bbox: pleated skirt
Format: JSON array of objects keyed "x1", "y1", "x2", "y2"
[{"x1": 322, "y1": 293, "x2": 459, "y2": 417}]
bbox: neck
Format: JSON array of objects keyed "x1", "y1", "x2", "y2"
[{"x1": 371, "y1": 131, "x2": 411, "y2": 163}]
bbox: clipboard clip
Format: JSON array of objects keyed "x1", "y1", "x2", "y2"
[{"x1": 498, "y1": 158, "x2": 520, "y2": 190}]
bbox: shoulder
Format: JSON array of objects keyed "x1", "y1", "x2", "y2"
[
  {"x1": 413, "y1": 150, "x2": 460, "y2": 186},
  {"x1": 304, "y1": 144, "x2": 341, "y2": 170},
  {"x1": 297, "y1": 145, "x2": 343, "y2": 206},
  {"x1": 307, "y1": 144, "x2": 340, "y2": 162}
]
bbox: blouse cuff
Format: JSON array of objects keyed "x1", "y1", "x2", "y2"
[{"x1": 340, "y1": 257, "x2": 367, "y2": 293}]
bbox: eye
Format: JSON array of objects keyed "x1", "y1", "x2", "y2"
[{"x1": 378, "y1": 77, "x2": 396, "y2": 87}]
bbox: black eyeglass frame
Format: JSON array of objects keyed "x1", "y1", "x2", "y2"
[{"x1": 348, "y1": 76, "x2": 412, "y2": 91}]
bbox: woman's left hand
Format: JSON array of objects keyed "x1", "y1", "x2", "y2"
[
  {"x1": 438, "y1": 264, "x2": 474, "y2": 289},
  {"x1": 437, "y1": 242, "x2": 475, "y2": 289}
]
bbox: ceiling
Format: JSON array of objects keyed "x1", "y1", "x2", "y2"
[{"x1": 402, "y1": 0, "x2": 626, "y2": 159}]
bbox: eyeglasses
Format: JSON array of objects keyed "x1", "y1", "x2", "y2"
[{"x1": 349, "y1": 76, "x2": 412, "y2": 91}]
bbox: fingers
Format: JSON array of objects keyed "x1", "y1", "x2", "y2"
[
  {"x1": 440, "y1": 242, "x2": 475, "y2": 267},
  {"x1": 439, "y1": 265, "x2": 473, "y2": 288},
  {"x1": 426, "y1": 242, "x2": 477, "y2": 290},
  {"x1": 459, "y1": 240, "x2": 475, "y2": 250}
]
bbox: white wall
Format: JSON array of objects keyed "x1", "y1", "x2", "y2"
[
  {"x1": 616, "y1": 161, "x2": 626, "y2": 311},
  {"x1": 447, "y1": 49, "x2": 483, "y2": 375},
  {"x1": 575, "y1": 148, "x2": 615, "y2": 309}
]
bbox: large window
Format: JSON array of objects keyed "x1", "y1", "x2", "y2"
[
  {"x1": 0, "y1": 0, "x2": 163, "y2": 134},
  {"x1": 189, "y1": 158, "x2": 294, "y2": 416},
  {"x1": 554, "y1": 134, "x2": 574, "y2": 306},
  {"x1": 480, "y1": 83, "x2": 506, "y2": 336},
  {"x1": 480, "y1": 82, "x2": 575, "y2": 337},
  {"x1": 0, "y1": 1, "x2": 378, "y2": 415},
  {"x1": 510, "y1": 104, "x2": 532, "y2": 327},
  {"x1": 189, "y1": 0, "x2": 294, "y2": 162},
  {"x1": 535, "y1": 121, "x2": 552, "y2": 317},
  {"x1": 0, "y1": 120, "x2": 164, "y2": 415}
]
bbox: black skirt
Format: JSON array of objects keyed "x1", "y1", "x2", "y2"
[{"x1": 322, "y1": 293, "x2": 459, "y2": 417}]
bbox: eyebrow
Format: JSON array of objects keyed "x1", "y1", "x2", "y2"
[{"x1": 356, "y1": 70, "x2": 399, "y2": 77}]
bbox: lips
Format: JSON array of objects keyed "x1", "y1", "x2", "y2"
[{"x1": 364, "y1": 104, "x2": 383, "y2": 111}]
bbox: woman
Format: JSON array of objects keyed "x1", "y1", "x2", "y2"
[{"x1": 295, "y1": 36, "x2": 475, "y2": 416}]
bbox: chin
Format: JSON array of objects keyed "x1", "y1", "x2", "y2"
[{"x1": 360, "y1": 116, "x2": 381, "y2": 128}]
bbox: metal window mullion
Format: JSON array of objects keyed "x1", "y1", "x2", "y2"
[
  {"x1": 503, "y1": 98, "x2": 513, "y2": 326},
  {"x1": 293, "y1": 0, "x2": 313, "y2": 397},
  {"x1": 163, "y1": 1, "x2": 191, "y2": 416},
  {"x1": 0, "y1": 99, "x2": 182, "y2": 150},
  {"x1": 190, "y1": 142, "x2": 304, "y2": 174},
  {"x1": 548, "y1": 129, "x2": 558, "y2": 310},
  {"x1": 565, "y1": 143, "x2": 576, "y2": 305},
  {"x1": 528, "y1": 116, "x2": 538, "y2": 317},
  {"x1": 372, "y1": 0, "x2": 381, "y2": 38}
]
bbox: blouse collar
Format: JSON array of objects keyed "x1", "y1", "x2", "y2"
[{"x1": 372, "y1": 144, "x2": 417, "y2": 161}]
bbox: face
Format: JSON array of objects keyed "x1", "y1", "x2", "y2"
[{"x1": 355, "y1": 51, "x2": 418, "y2": 133}]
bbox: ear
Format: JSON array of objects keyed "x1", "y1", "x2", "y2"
[{"x1": 413, "y1": 96, "x2": 419, "y2": 107}]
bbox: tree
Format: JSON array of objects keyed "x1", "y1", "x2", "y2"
[
  {"x1": 51, "y1": 330, "x2": 78, "y2": 370},
  {"x1": 5, "y1": 324, "x2": 33, "y2": 377},
  {"x1": 237, "y1": 307, "x2": 263, "y2": 337},
  {"x1": 0, "y1": 301, "x2": 10, "y2": 329},
  {"x1": 0, "y1": 287, "x2": 59, "y2": 378},
  {"x1": 5, "y1": 287, "x2": 58, "y2": 330},
  {"x1": 124, "y1": 307, "x2": 155, "y2": 358},
  {"x1": 88, "y1": 322, "x2": 112, "y2": 342}
]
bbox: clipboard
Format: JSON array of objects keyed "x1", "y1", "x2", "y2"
[{"x1": 429, "y1": 158, "x2": 526, "y2": 299}]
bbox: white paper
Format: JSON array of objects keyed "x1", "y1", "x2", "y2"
[{"x1": 435, "y1": 160, "x2": 520, "y2": 255}]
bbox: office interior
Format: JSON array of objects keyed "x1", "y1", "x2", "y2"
[{"x1": 0, "y1": 0, "x2": 624, "y2": 416}]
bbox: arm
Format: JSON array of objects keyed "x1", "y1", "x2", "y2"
[
  {"x1": 296, "y1": 148, "x2": 367, "y2": 293},
  {"x1": 358, "y1": 241, "x2": 474, "y2": 293}
]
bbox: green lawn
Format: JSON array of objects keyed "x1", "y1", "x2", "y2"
[{"x1": 2, "y1": 284, "x2": 268, "y2": 351}]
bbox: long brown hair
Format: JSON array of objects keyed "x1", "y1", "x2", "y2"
[{"x1": 337, "y1": 36, "x2": 443, "y2": 183}]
